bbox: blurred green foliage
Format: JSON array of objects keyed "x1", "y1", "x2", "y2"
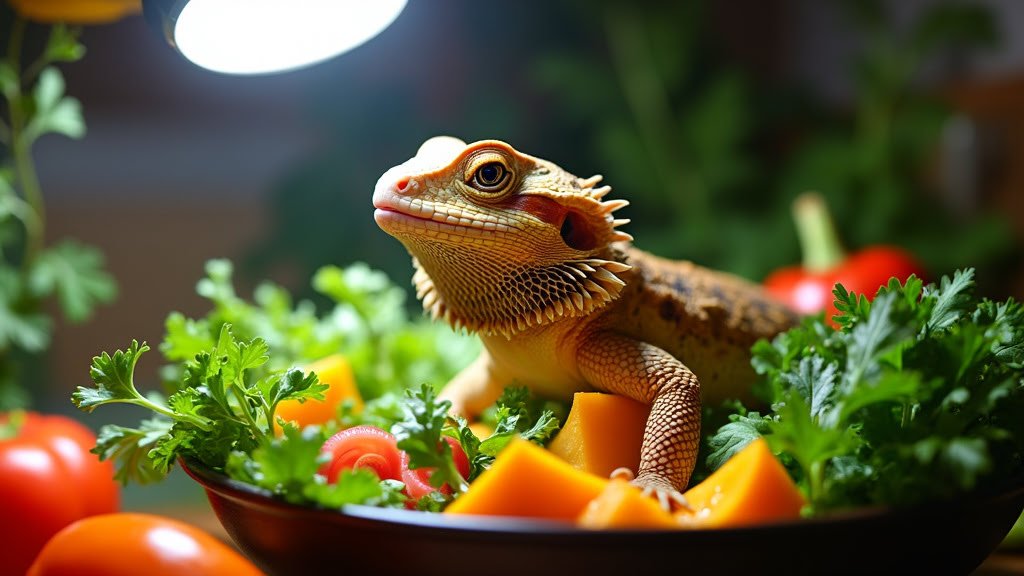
[
  {"x1": 537, "y1": 0, "x2": 1012, "y2": 283},
  {"x1": 535, "y1": 1, "x2": 773, "y2": 276},
  {"x1": 0, "y1": 21, "x2": 116, "y2": 409},
  {"x1": 251, "y1": 0, "x2": 1018, "y2": 303},
  {"x1": 160, "y1": 259, "x2": 478, "y2": 402},
  {"x1": 779, "y1": 0, "x2": 1011, "y2": 281}
]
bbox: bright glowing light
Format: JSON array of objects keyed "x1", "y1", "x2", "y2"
[{"x1": 173, "y1": 0, "x2": 407, "y2": 75}]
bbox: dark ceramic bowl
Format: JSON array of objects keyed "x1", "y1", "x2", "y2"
[{"x1": 182, "y1": 458, "x2": 1024, "y2": 576}]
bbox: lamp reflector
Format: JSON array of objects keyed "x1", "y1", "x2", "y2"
[{"x1": 173, "y1": 0, "x2": 406, "y2": 74}]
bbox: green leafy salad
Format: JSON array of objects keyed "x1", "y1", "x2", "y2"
[
  {"x1": 73, "y1": 261, "x2": 1024, "y2": 516},
  {"x1": 72, "y1": 259, "x2": 561, "y2": 510},
  {"x1": 704, "y1": 269, "x2": 1024, "y2": 514}
]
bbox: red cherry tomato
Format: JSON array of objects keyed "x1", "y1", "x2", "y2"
[
  {"x1": 319, "y1": 425, "x2": 403, "y2": 483},
  {"x1": 319, "y1": 426, "x2": 471, "y2": 507},
  {"x1": 400, "y1": 450, "x2": 437, "y2": 501},
  {"x1": 0, "y1": 411, "x2": 119, "y2": 576},
  {"x1": 27, "y1": 513, "x2": 265, "y2": 576},
  {"x1": 400, "y1": 436, "x2": 470, "y2": 501},
  {"x1": 448, "y1": 436, "x2": 471, "y2": 480}
]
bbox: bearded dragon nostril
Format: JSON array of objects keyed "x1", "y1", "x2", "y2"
[{"x1": 391, "y1": 175, "x2": 422, "y2": 196}]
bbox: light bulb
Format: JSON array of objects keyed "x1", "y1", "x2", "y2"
[{"x1": 171, "y1": 0, "x2": 407, "y2": 75}]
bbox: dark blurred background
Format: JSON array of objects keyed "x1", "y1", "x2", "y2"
[{"x1": 4, "y1": 0, "x2": 1022, "y2": 410}]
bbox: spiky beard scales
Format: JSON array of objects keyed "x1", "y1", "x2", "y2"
[{"x1": 408, "y1": 244, "x2": 632, "y2": 339}]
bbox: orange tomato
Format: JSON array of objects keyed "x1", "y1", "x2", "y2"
[
  {"x1": 27, "y1": 513, "x2": 266, "y2": 576},
  {"x1": 0, "y1": 412, "x2": 119, "y2": 576}
]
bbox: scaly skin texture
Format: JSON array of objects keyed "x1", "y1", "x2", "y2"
[{"x1": 373, "y1": 136, "x2": 798, "y2": 508}]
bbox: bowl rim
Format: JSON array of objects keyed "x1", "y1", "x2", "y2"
[{"x1": 180, "y1": 456, "x2": 1024, "y2": 537}]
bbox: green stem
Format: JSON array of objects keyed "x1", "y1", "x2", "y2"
[
  {"x1": 445, "y1": 459, "x2": 469, "y2": 494},
  {"x1": 792, "y1": 192, "x2": 846, "y2": 272},
  {"x1": 809, "y1": 459, "x2": 825, "y2": 505},
  {"x1": 6, "y1": 17, "x2": 25, "y2": 84},
  {"x1": 11, "y1": 129, "x2": 44, "y2": 264},
  {"x1": 0, "y1": 409, "x2": 26, "y2": 439},
  {"x1": 232, "y1": 383, "x2": 267, "y2": 438},
  {"x1": 0, "y1": 350, "x2": 28, "y2": 410},
  {"x1": 6, "y1": 17, "x2": 46, "y2": 267},
  {"x1": 262, "y1": 397, "x2": 277, "y2": 434},
  {"x1": 22, "y1": 54, "x2": 51, "y2": 87},
  {"x1": 129, "y1": 396, "x2": 212, "y2": 431}
]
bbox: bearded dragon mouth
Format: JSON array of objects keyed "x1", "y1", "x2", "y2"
[
  {"x1": 372, "y1": 202, "x2": 476, "y2": 235},
  {"x1": 372, "y1": 190, "x2": 437, "y2": 222},
  {"x1": 372, "y1": 192, "x2": 515, "y2": 237},
  {"x1": 372, "y1": 204, "x2": 441, "y2": 230}
]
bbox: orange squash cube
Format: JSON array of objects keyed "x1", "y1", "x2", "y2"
[
  {"x1": 677, "y1": 438, "x2": 805, "y2": 528},
  {"x1": 274, "y1": 354, "x2": 362, "y2": 433},
  {"x1": 577, "y1": 479, "x2": 679, "y2": 529},
  {"x1": 467, "y1": 421, "x2": 494, "y2": 439},
  {"x1": 548, "y1": 392, "x2": 650, "y2": 478},
  {"x1": 445, "y1": 439, "x2": 607, "y2": 521}
]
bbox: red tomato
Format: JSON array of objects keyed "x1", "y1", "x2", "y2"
[
  {"x1": 0, "y1": 412, "x2": 119, "y2": 576},
  {"x1": 763, "y1": 193, "x2": 925, "y2": 325},
  {"x1": 400, "y1": 450, "x2": 437, "y2": 501},
  {"x1": 765, "y1": 246, "x2": 925, "y2": 323},
  {"x1": 319, "y1": 426, "x2": 471, "y2": 507},
  {"x1": 400, "y1": 436, "x2": 470, "y2": 501},
  {"x1": 319, "y1": 425, "x2": 403, "y2": 483},
  {"x1": 27, "y1": 513, "x2": 265, "y2": 576},
  {"x1": 18, "y1": 413, "x2": 120, "y2": 515},
  {"x1": 448, "y1": 436, "x2": 471, "y2": 480}
]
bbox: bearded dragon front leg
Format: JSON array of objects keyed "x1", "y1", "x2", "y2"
[
  {"x1": 438, "y1": 351, "x2": 507, "y2": 419},
  {"x1": 576, "y1": 331, "x2": 701, "y2": 510}
]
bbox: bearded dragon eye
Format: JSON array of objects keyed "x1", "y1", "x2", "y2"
[{"x1": 472, "y1": 162, "x2": 509, "y2": 191}]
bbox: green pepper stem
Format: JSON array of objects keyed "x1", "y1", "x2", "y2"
[{"x1": 793, "y1": 192, "x2": 846, "y2": 273}]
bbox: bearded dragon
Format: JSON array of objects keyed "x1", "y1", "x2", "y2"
[{"x1": 372, "y1": 136, "x2": 798, "y2": 508}]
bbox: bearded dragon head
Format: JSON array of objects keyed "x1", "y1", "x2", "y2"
[{"x1": 373, "y1": 136, "x2": 632, "y2": 338}]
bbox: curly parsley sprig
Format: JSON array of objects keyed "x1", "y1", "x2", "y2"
[
  {"x1": 463, "y1": 386, "x2": 561, "y2": 478},
  {"x1": 72, "y1": 325, "x2": 327, "y2": 484},
  {"x1": 393, "y1": 384, "x2": 470, "y2": 495},
  {"x1": 390, "y1": 384, "x2": 564, "y2": 505}
]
